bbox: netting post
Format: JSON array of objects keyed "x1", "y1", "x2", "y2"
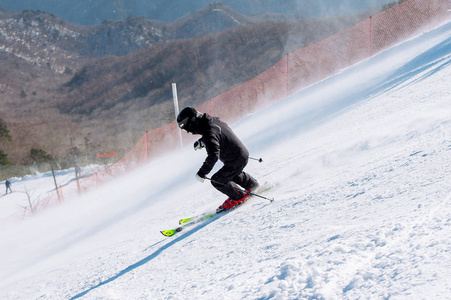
[
  {"x1": 286, "y1": 53, "x2": 289, "y2": 98},
  {"x1": 172, "y1": 83, "x2": 183, "y2": 148},
  {"x1": 145, "y1": 131, "x2": 149, "y2": 160},
  {"x1": 370, "y1": 16, "x2": 373, "y2": 56}
]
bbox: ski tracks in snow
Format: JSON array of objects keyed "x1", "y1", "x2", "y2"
[
  {"x1": 240, "y1": 54, "x2": 451, "y2": 299},
  {"x1": 247, "y1": 141, "x2": 450, "y2": 299}
]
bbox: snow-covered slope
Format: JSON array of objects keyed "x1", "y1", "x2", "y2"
[{"x1": 1, "y1": 21, "x2": 450, "y2": 299}]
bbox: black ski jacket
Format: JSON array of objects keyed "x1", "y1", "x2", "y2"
[{"x1": 196, "y1": 114, "x2": 249, "y2": 177}]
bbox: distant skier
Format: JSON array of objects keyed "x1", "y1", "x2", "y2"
[
  {"x1": 177, "y1": 107, "x2": 259, "y2": 212},
  {"x1": 5, "y1": 179, "x2": 12, "y2": 194},
  {"x1": 75, "y1": 163, "x2": 82, "y2": 178}
]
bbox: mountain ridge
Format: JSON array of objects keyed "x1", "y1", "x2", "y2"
[
  {"x1": 0, "y1": 4, "x2": 374, "y2": 165},
  {"x1": 0, "y1": 0, "x2": 393, "y2": 25}
]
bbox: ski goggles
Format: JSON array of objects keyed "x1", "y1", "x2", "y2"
[
  {"x1": 177, "y1": 117, "x2": 190, "y2": 130},
  {"x1": 178, "y1": 116, "x2": 197, "y2": 133}
]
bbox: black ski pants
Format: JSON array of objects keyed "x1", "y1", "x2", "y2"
[{"x1": 211, "y1": 156, "x2": 257, "y2": 200}]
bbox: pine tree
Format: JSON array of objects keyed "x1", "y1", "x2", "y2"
[
  {"x1": 0, "y1": 118, "x2": 12, "y2": 165},
  {"x1": 30, "y1": 148, "x2": 53, "y2": 163},
  {"x1": 0, "y1": 118, "x2": 11, "y2": 142},
  {"x1": 0, "y1": 149, "x2": 11, "y2": 165}
]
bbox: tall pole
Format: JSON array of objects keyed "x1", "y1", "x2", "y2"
[
  {"x1": 370, "y1": 16, "x2": 373, "y2": 57},
  {"x1": 172, "y1": 83, "x2": 183, "y2": 148}
]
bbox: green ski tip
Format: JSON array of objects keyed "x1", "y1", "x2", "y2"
[
  {"x1": 179, "y1": 217, "x2": 193, "y2": 225},
  {"x1": 160, "y1": 227, "x2": 182, "y2": 237}
]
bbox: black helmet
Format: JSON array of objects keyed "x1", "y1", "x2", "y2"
[{"x1": 177, "y1": 107, "x2": 202, "y2": 133}]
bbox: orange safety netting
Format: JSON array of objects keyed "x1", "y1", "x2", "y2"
[{"x1": 23, "y1": 0, "x2": 449, "y2": 217}]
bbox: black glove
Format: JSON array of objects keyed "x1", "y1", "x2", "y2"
[
  {"x1": 194, "y1": 139, "x2": 205, "y2": 151},
  {"x1": 196, "y1": 171, "x2": 205, "y2": 183}
]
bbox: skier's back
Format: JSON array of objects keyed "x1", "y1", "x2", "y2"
[{"x1": 5, "y1": 179, "x2": 12, "y2": 194}]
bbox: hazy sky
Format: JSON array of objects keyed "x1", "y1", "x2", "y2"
[{"x1": 0, "y1": 0, "x2": 396, "y2": 24}]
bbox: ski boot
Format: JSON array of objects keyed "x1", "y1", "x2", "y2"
[{"x1": 216, "y1": 192, "x2": 251, "y2": 213}]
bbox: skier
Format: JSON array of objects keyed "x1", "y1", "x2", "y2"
[
  {"x1": 75, "y1": 163, "x2": 82, "y2": 178},
  {"x1": 177, "y1": 107, "x2": 259, "y2": 212},
  {"x1": 5, "y1": 179, "x2": 12, "y2": 194}
]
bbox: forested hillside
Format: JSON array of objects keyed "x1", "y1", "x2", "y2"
[{"x1": 0, "y1": 2, "x2": 398, "y2": 169}]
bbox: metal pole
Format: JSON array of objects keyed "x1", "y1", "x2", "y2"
[
  {"x1": 249, "y1": 157, "x2": 263, "y2": 163},
  {"x1": 205, "y1": 177, "x2": 274, "y2": 202},
  {"x1": 370, "y1": 16, "x2": 373, "y2": 57},
  {"x1": 172, "y1": 83, "x2": 183, "y2": 148}
]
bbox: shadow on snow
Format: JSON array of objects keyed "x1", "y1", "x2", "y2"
[{"x1": 69, "y1": 217, "x2": 218, "y2": 299}]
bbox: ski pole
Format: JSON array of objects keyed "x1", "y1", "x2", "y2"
[
  {"x1": 249, "y1": 157, "x2": 263, "y2": 163},
  {"x1": 205, "y1": 177, "x2": 274, "y2": 202}
]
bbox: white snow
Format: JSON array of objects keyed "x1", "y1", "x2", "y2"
[{"x1": 0, "y1": 21, "x2": 450, "y2": 299}]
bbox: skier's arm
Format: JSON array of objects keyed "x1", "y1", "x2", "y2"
[{"x1": 197, "y1": 136, "x2": 220, "y2": 177}]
